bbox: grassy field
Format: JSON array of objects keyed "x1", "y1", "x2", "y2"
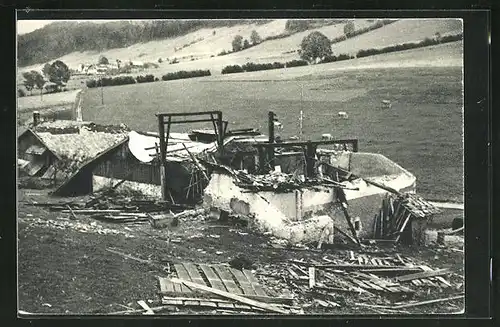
[
  {"x1": 17, "y1": 89, "x2": 80, "y2": 112},
  {"x1": 82, "y1": 61, "x2": 463, "y2": 202},
  {"x1": 17, "y1": 89, "x2": 81, "y2": 127}
]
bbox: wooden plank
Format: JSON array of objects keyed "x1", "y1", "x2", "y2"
[
  {"x1": 309, "y1": 267, "x2": 316, "y2": 288},
  {"x1": 361, "y1": 280, "x2": 385, "y2": 291},
  {"x1": 392, "y1": 295, "x2": 464, "y2": 309},
  {"x1": 158, "y1": 277, "x2": 175, "y2": 293},
  {"x1": 173, "y1": 282, "x2": 184, "y2": 293},
  {"x1": 198, "y1": 301, "x2": 218, "y2": 308},
  {"x1": 137, "y1": 300, "x2": 154, "y2": 315},
  {"x1": 162, "y1": 298, "x2": 183, "y2": 306},
  {"x1": 230, "y1": 268, "x2": 257, "y2": 295},
  {"x1": 183, "y1": 263, "x2": 207, "y2": 286},
  {"x1": 349, "y1": 251, "x2": 355, "y2": 261},
  {"x1": 435, "y1": 276, "x2": 452, "y2": 287},
  {"x1": 212, "y1": 265, "x2": 243, "y2": 294},
  {"x1": 171, "y1": 278, "x2": 289, "y2": 314},
  {"x1": 217, "y1": 302, "x2": 236, "y2": 309},
  {"x1": 198, "y1": 264, "x2": 227, "y2": 292},
  {"x1": 355, "y1": 273, "x2": 395, "y2": 292},
  {"x1": 243, "y1": 269, "x2": 268, "y2": 296},
  {"x1": 348, "y1": 278, "x2": 372, "y2": 290},
  {"x1": 395, "y1": 269, "x2": 449, "y2": 282},
  {"x1": 174, "y1": 264, "x2": 192, "y2": 293},
  {"x1": 184, "y1": 300, "x2": 201, "y2": 306},
  {"x1": 234, "y1": 304, "x2": 253, "y2": 310},
  {"x1": 287, "y1": 267, "x2": 300, "y2": 280},
  {"x1": 174, "y1": 264, "x2": 192, "y2": 280}
]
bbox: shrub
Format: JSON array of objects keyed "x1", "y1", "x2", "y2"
[
  {"x1": 154, "y1": 77, "x2": 160, "y2": 82},
  {"x1": 86, "y1": 75, "x2": 136, "y2": 88},
  {"x1": 241, "y1": 62, "x2": 284, "y2": 72},
  {"x1": 221, "y1": 65, "x2": 244, "y2": 74},
  {"x1": 319, "y1": 53, "x2": 354, "y2": 64},
  {"x1": 136, "y1": 74, "x2": 156, "y2": 83},
  {"x1": 17, "y1": 89, "x2": 26, "y2": 97},
  {"x1": 263, "y1": 33, "x2": 291, "y2": 42},
  {"x1": 161, "y1": 69, "x2": 211, "y2": 81},
  {"x1": 285, "y1": 59, "x2": 308, "y2": 68},
  {"x1": 356, "y1": 33, "x2": 463, "y2": 59},
  {"x1": 218, "y1": 50, "x2": 230, "y2": 56}
]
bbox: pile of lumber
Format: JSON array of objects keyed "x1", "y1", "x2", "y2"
[
  {"x1": 281, "y1": 251, "x2": 460, "y2": 309},
  {"x1": 83, "y1": 194, "x2": 193, "y2": 212},
  {"x1": 156, "y1": 262, "x2": 296, "y2": 314},
  {"x1": 373, "y1": 193, "x2": 441, "y2": 240},
  {"x1": 27, "y1": 194, "x2": 198, "y2": 225},
  {"x1": 235, "y1": 170, "x2": 302, "y2": 191}
]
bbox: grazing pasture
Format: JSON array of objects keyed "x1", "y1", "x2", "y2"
[{"x1": 82, "y1": 59, "x2": 463, "y2": 202}]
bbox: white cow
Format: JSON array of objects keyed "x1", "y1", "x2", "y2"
[{"x1": 338, "y1": 111, "x2": 349, "y2": 119}]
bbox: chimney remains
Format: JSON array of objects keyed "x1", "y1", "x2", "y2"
[{"x1": 33, "y1": 111, "x2": 40, "y2": 126}]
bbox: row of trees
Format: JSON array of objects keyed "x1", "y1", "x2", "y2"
[
  {"x1": 231, "y1": 30, "x2": 262, "y2": 52},
  {"x1": 21, "y1": 60, "x2": 71, "y2": 98},
  {"x1": 85, "y1": 69, "x2": 212, "y2": 88}
]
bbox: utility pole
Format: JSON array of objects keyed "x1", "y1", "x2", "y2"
[
  {"x1": 299, "y1": 83, "x2": 304, "y2": 141},
  {"x1": 100, "y1": 74, "x2": 104, "y2": 105},
  {"x1": 268, "y1": 111, "x2": 276, "y2": 171}
]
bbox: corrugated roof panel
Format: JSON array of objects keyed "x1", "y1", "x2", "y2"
[
  {"x1": 41, "y1": 165, "x2": 56, "y2": 180},
  {"x1": 26, "y1": 144, "x2": 47, "y2": 155},
  {"x1": 25, "y1": 160, "x2": 45, "y2": 176}
]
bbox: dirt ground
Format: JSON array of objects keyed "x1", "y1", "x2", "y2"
[{"x1": 17, "y1": 188, "x2": 464, "y2": 316}]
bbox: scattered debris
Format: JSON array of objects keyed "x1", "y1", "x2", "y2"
[
  {"x1": 171, "y1": 278, "x2": 289, "y2": 314},
  {"x1": 137, "y1": 300, "x2": 155, "y2": 315},
  {"x1": 23, "y1": 217, "x2": 136, "y2": 238}
]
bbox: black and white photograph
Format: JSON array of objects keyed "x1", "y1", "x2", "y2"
[{"x1": 16, "y1": 16, "x2": 465, "y2": 316}]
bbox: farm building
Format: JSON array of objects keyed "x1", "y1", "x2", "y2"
[
  {"x1": 54, "y1": 129, "x2": 270, "y2": 201},
  {"x1": 17, "y1": 117, "x2": 129, "y2": 189}
]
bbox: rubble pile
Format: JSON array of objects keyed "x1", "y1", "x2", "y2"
[
  {"x1": 23, "y1": 217, "x2": 136, "y2": 238},
  {"x1": 250, "y1": 250, "x2": 464, "y2": 314},
  {"x1": 234, "y1": 170, "x2": 343, "y2": 192},
  {"x1": 397, "y1": 193, "x2": 442, "y2": 218},
  {"x1": 373, "y1": 193, "x2": 441, "y2": 242},
  {"x1": 28, "y1": 192, "x2": 195, "y2": 225}
]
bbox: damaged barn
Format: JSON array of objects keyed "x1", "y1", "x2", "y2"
[{"x1": 17, "y1": 110, "x2": 439, "y2": 247}]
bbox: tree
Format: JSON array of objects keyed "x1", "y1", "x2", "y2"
[
  {"x1": 32, "y1": 71, "x2": 46, "y2": 99},
  {"x1": 299, "y1": 31, "x2": 333, "y2": 63},
  {"x1": 22, "y1": 71, "x2": 36, "y2": 95},
  {"x1": 232, "y1": 35, "x2": 243, "y2": 52},
  {"x1": 344, "y1": 21, "x2": 355, "y2": 37},
  {"x1": 48, "y1": 60, "x2": 71, "y2": 90},
  {"x1": 243, "y1": 39, "x2": 250, "y2": 49},
  {"x1": 42, "y1": 63, "x2": 51, "y2": 78},
  {"x1": 250, "y1": 30, "x2": 261, "y2": 45},
  {"x1": 98, "y1": 55, "x2": 109, "y2": 65},
  {"x1": 435, "y1": 32, "x2": 442, "y2": 43}
]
